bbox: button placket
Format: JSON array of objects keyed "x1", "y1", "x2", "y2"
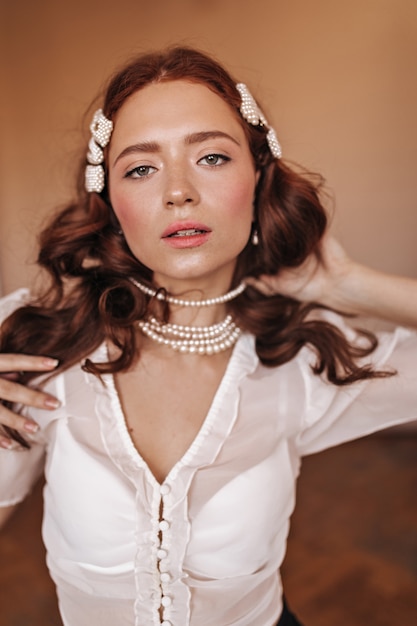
[{"x1": 158, "y1": 483, "x2": 173, "y2": 624}]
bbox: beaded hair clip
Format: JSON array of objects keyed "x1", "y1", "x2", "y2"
[
  {"x1": 85, "y1": 109, "x2": 113, "y2": 193},
  {"x1": 236, "y1": 83, "x2": 282, "y2": 159},
  {"x1": 84, "y1": 84, "x2": 281, "y2": 192}
]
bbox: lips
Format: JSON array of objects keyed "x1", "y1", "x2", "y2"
[
  {"x1": 162, "y1": 222, "x2": 211, "y2": 239},
  {"x1": 161, "y1": 221, "x2": 212, "y2": 249}
]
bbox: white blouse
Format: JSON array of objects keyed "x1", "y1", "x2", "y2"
[{"x1": 1, "y1": 289, "x2": 416, "y2": 626}]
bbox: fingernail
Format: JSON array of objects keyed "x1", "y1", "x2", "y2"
[
  {"x1": 44, "y1": 397, "x2": 61, "y2": 409},
  {"x1": 0, "y1": 438, "x2": 13, "y2": 450},
  {"x1": 24, "y1": 421, "x2": 39, "y2": 434},
  {"x1": 42, "y1": 358, "x2": 59, "y2": 368}
]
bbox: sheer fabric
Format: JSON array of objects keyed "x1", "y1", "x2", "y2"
[{"x1": 1, "y1": 289, "x2": 416, "y2": 626}]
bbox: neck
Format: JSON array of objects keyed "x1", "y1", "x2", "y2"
[{"x1": 168, "y1": 302, "x2": 228, "y2": 328}]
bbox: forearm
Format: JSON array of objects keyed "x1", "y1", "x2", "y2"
[
  {"x1": 326, "y1": 263, "x2": 417, "y2": 328},
  {"x1": 246, "y1": 237, "x2": 417, "y2": 328}
]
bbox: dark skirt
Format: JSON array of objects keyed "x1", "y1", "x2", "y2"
[{"x1": 276, "y1": 599, "x2": 304, "y2": 626}]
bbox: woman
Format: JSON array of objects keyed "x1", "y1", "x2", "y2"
[{"x1": 0, "y1": 47, "x2": 416, "y2": 626}]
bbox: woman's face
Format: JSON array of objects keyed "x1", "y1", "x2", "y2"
[{"x1": 108, "y1": 79, "x2": 258, "y2": 294}]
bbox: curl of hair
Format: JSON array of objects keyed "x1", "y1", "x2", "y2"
[{"x1": 1, "y1": 46, "x2": 392, "y2": 445}]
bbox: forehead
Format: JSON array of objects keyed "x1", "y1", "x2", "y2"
[{"x1": 110, "y1": 80, "x2": 244, "y2": 143}]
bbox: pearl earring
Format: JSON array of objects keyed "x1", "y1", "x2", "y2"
[{"x1": 252, "y1": 229, "x2": 259, "y2": 246}]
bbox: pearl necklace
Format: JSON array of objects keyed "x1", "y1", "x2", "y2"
[
  {"x1": 130, "y1": 278, "x2": 246, "y2": 307},
  {"x1": 138, "y1": 315, "x2": 241, "y2": 355}
]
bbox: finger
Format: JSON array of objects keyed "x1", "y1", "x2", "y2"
[
  {"x1": 0, "y1": 399, "x2": 43, "y2": 449},
  {"x1": 0, "y1": 373, "x2": 20, "y2": 381},
  {"x1": 0, "y1": 424, "x2": 31, "y2": 450},
  {"x1": 0, "y1": 354, "x2": 59, "y2": 374},
  {"x1": 0, "y1": 378, "x2": 60, "y2": 411},
  {"x1": 0, "y1": 437, "x2": 15, "y2": 450},
  {"x1": 0, "y1": 403, "x2": 39, "y2": 443}
]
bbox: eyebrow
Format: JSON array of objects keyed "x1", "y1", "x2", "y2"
[{"x1": 113, "y1": 130, "x2": 240, "y2": 165}]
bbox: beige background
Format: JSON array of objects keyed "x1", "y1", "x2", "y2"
[{"x1": 1, "y1": 0, "x2": 416, "y2": 295}]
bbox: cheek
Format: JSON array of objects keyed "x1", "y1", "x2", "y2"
[
  {"x1": 110, "y1": 192, "x2": 147, "y2": 231},
  {"x1": 221, "y1": 178, "x2": 256, "y2": 220}
]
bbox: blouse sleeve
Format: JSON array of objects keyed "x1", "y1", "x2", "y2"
[
  {"x1": 0, "y1": 288, "x2": 47, "y2": 505},
  {"x1": 295, "y1": 319, "x2": 417, "y2": 457}
]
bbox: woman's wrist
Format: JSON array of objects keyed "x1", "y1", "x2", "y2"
[{"x1": 324, "y1": 263, "x2": 417, "y2": 328}]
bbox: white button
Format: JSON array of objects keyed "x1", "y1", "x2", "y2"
[
  {"x1": 161, "y1": 595, "x2": 172, "y2": 607},
  {"x1": 159, "y1": 520, "x2": 170, "y2": 532},
  {"x1": 157, "y1": 549, "x2": 167, "y2": 559},
  {"x1": 160, "y1": 484, "x2": 171, "y2": 496},
  {"x1": 160, "y1": 572, "x2": 171, "y2": 583},
  {"x1": 161, "y1": 621, "x2": 172, "y2": 626}
]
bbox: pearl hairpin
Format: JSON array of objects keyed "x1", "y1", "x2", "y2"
[
  {"x1": 85, "y1": 109, "x2": 113, "y2": 193},
  {"x1": 90, "y1": 109, "x2": 113, "y2": 146},
  {"x1": 85, "y1": 165, "x2": 105, "y2": 194},
  {"x1": 237, "y1": 83, "x2": 268, "y2": 126},
  {"x1": 236, "y1": 83, "x2": 282, "y2": 159}
]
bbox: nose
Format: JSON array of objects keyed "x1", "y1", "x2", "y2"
[{"x1": 163, "y1": 166, "x2": 200, "y2": 208}]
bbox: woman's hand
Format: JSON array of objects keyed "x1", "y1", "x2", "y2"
[
  {"x1": 247, "y1": 235, "x2": 355, "y2": 308},
  {"x1": 248, "y1": 234, "x2": 417, "y2": 328},
  {"x1": 0, "y1": 354, "x2": 60, "y2": 449}
]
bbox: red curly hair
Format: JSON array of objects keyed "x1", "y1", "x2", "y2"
[{"x1": 1, "y1": 46, "x2": 388, "y2": 419}]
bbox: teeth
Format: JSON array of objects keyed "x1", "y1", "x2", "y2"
[{"x1": 172, "y1": 229, "x2": 204, "y2": 237}]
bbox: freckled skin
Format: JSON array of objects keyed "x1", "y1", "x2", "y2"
[{"x1": 108, "y1": 80, "x2": 258, "y2": 297}]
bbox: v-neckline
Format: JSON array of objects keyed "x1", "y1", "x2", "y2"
[{"x1": 90, "y1": 333, "x2": 257, "y2": 489}]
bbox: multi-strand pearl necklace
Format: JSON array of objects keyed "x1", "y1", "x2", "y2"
[
  {"x1": 130, "y1": 278, "x2": 246, "y2": 355},
  {"x1": 139, "y1": 315, "x2": 241, "y2": 355}
]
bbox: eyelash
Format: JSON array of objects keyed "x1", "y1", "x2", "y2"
[
  {"x1": 124, "y1": 165, "x2": 157, "y2": 179},
  {"x1": 198, "y1": 153, "x2": 231, "y2": 166},
  {"x1": 124, "y1": 153, "x2": 231, "y2": 179}
]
